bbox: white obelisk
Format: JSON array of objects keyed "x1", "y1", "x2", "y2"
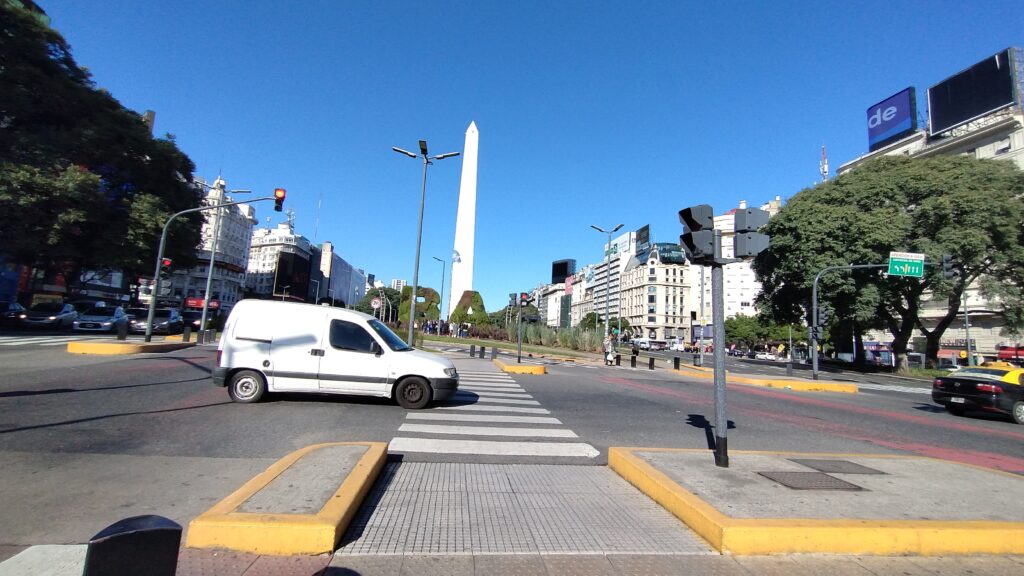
[{"x1": 448, "y1": 121, "x2": 478, "y2": 318}]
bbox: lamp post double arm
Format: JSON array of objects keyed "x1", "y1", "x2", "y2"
[
  {"x1": 144, "y1": 195, "x2": 274, "y2": 342},
  {"x1": 393, "y1": 140, "x2": 459, "y2": 346}
]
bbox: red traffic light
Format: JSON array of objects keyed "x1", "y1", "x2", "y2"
[
  {"x1": 161, "y1": 258, "x2": 172, "y2": 267},
  {"x1": 274, "y1": 188, "x2": 286, "y2": 212}
]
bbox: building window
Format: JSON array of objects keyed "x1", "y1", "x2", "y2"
[
  {"x1": 648, "y1": 295, "x2": 656, "y2": 303},
  {"x1": 648, "y1": 316, "x2": 656, "y2": 322},
  {"x1": 995, "y1": 138, "x2": 1011, "y2": 155}
]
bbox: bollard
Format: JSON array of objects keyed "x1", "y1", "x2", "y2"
[
  {"x1": 479, "y1": 346, "x2": 486, "y2": 359},
  {"x1": 693, "y1": 354, "x2": 701, "y2": 367},
  {"x1": 196, "y1": 330, "x2": 205, "y2": 344},
  {"x1": 786, "y1": 361, "x2": 793, "y2": 377},
  {"x1": 116, "y1": 321, "x2": 128, "y2": 341},
  {"x1": 673, "y1": 356, "x2": 680, "y2": 370},
  {"x1": 207, "y1": 329, "x2": 217, "y2": 343},
  {"x1": 182, "y1": 326, "x2": 191, "y2": 343},
  {"x1": 615, "y1": 354, "x2": 621, "y2": 366},
  {"x1": 469, "y1": 344, "x2": 476, "y2": 356},
  {"x1": 648, "y1": 357, "x2": 655, "y2": 370},
  {"x1": 490, "y1": 347, "x2": 498, "y2": 360},
  {"x1": 630, "y1": 355, "x2": 637, "y2": 368},
  {"x1": 83, "y1": 515, "x2": 182, "y2": 576}
]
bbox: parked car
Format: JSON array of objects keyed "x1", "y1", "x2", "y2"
[
  {"x1": 1, "y1": 301, "x2": 27, "y2": 328},
  {"x1": 129, "y1": 308, "x2": 183, "y2": 334},
  {"x1": 19, "y1": 302, "x2": 77, "y2": 329},
  {"x1": 73, "y1": 306, "x2": 128, "y2": 333},
  {"x1": 214, "y1": 300, "x2": 459, "y2": 408},
  {"x1": 932, "y1": 364, "x2": 1024, "y2": 424},
  {"x1": 181, "y1": 310, "x2": 212, "y2": 331}
]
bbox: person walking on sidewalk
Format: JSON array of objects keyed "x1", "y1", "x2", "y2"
[{"x1": 603, "y1": 335, "x2": 615, "y2": 366}]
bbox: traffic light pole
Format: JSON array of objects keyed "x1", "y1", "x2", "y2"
[
  {"x1": 810, "y1": 263, "x2": 886, "y2": 379},
  {"x1": 711, "y1": 230, "x2": 729, "y2": 467},
  {"x1": 144, "y1": 196, "x2": 274, "y2": 342}
]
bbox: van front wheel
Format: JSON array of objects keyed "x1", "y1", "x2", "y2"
[
  {"x1": 396, "y1": 377, "x2": 432, "y2": 410},
  {"x1": 229, "y1": 370, "x2": 266, "y2": 403}
]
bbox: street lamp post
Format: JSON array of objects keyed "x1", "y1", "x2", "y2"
[
  {"x1": 196, "y1": 178, "x2": 251, "y2": 334},
  {"x1": 145, "y1": 195, "x2": 276, "y2": 342},
  {"x1": 433, "y1": 256, "x2": 446, "y2": 322},
  {"x1": 590, "y1": 224, "x2": 623, "y2": 337},
  {"x1": 393, "y1": 140, "x2": 460, "y2": 346}
]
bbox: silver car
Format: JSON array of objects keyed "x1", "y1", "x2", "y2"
[
  {"x1": 73, "y1": 306, "x2": 128, "y2": 332},
  {"x1": 19, "y1": 302, "x2": 77, "y2": 329}
]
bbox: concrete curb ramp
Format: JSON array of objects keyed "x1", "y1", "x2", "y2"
[
  {"x1": 186, "y1": 442, "x2": 387, "y2": 555},
  {"x1": 609, "y1": 447, "x2": 1024, "y2": 556},
  {"x1": 493, "y1": 358, "x2": 546, "y2": 375},
  {"x1": 66, "y1": 341, "x2": 196, "y2": 355},
  {"x1": 671, "y1": 366, "x2": 858, "y2": 394}
]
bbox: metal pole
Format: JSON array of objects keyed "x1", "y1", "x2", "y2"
[
  {"x1": 711, "y1": 230, "x2": 728, "y2": 468},
  {"x1": 699, "y1": 266, "x2": 705, "y2": 365},
  {"x1": 517, "y1": 304, "x2": 523, "y2": 363},
  {"x1": 811, "y1": 263, "x2": 888, "y2": 379},
  {"x1": 963, "y1": 287, "x2": 974, "y2": 366},
  {"x1": 407, "y1": 156, "x2": 429, "y2": 346},
  {"x1": 605, "y1": 232, "x2": 612, "y2": 336},
  {"x1": 310, "y1": 279, "x2": 319, "y2": 303},
  {"x1": 199, "y1": 193, "x2": 223, "y2": 334}
]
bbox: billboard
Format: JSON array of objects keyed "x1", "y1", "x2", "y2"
[
  {"x1": 273, "y1": 251, "x2": 310, "y2": 300},
  {"x1": 635, "y1": 225, "x2": 650, "y2": 254},
  {"x1": 928, "y1": 48, "x2": 1021, "y2": 136},
  {"x1": 551, "y1": 259, "x2": 576, "y2": 284},
  {"x1": 867, "y1": 87, "x2": 917, "y2": 151}
]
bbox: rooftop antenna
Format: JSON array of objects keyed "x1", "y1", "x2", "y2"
[
  {"x1": 819, "y1": 144, "x2": 829, "y2": 182},
  {"x1": 313, "y1": 191, "x2": 322, "y2": 241},
  {"x1": 286, "y1": 208, "x2": 296, "y2": 232}
]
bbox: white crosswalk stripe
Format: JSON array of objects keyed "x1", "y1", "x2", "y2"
[
  {"x1": 0, "y1": 335, "x2": 110, "y2": 346},
  {"x1": 856, "y1": 382, "x2": 930, "y2": 395},
  {"x1": 391, "y1": 369, "x2": 598, "y2": 459}
]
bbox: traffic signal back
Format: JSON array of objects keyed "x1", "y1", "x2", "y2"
[{"x1": 678, "y1": 204, "x2": 715, "y2": 264}]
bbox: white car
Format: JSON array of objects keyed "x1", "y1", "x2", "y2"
[{"x1": 73, "y1": 306, "x2": 128, "y2": 332}]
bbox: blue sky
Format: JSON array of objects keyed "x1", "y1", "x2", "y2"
[{"x1": 44, "y1": 1, "x2": 1023, "y2": 313}]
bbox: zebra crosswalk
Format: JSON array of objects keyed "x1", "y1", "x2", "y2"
[
  {"x1": 0, "y1": 334, "x2": 118, "y2": 347},
  {"x1": 389, "y1": 369, "x2": 600, "y2": 460}
]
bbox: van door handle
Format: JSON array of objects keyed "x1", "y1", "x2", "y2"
[{"x1": 310, "y1": 349, "x2": 324, "y2": 357}]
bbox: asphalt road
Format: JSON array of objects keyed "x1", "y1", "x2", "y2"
[{"x1": 1, "y1": 342, "x2": 1021, "y2": 550}]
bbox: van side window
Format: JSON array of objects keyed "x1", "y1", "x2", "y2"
[{"x1": 329, "y1": 320, "x2": 376, "y2": 353}]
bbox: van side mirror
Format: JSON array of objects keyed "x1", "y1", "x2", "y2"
[{"x1": 370, "y1": 341, "x2": 382, "y2": 356}]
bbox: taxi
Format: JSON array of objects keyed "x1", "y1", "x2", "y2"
[{"x1": 932, "y1": 362, "x2": 1024, "y2": 424}]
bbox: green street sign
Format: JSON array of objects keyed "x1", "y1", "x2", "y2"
[{"x1": 888, "y1": 251, "x2": 925, "y2": 278}]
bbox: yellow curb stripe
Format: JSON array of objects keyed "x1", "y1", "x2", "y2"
[
  {"x1": 186, "y1": 442, "x2": 387, "y2": 555},
  {"x1": 609, "y1": 447, "x2": 1024, "y2": 556},
  {"x1": 669, "y1": 369, "x2": 857, "y2": 394},
  {"x1": 493, "y1": 359, "x2": 546, "y2": 375},
  {"x1": 66, "y1": 341, "x2": 196, "y2": 355}
]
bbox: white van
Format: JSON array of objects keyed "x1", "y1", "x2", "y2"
[{"x1": 213, "y1": 300, "x2": 458, "y2": 409}]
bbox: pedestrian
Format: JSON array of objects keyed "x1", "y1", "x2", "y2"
[{"x1": 604, "y1": 335, "x2": 615, "y2": 366}]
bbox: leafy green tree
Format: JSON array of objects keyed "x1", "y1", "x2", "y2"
[
  {"x1": 0, "y1": 3, "x2": 202, "y2": 288},
  {"x1": 725, "y1": 314, "x2": 763, "y2": 347},
  {"x1": 353, "y1": 287, "x2": 400, "y2": 320},
  {"x1": 578, "y1": 312, "x2": 603, "y2": 332},
  {"x1": 754, "y1": 155, "x2": 1024, "y2": 370}
]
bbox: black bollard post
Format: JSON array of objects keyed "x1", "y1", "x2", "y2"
[
  {"x1": 673, "y1": 356, "x2": 680, "y2": 370},
  {"x1": 182, "y1": 326, "x2": 191, "y2": 343},
  {"x1": 83, "y1": 515, "x2": 182, "y2": 576},
  {"x1": 196, "y1": 330, "x2": 205, "y2": 344},
  {"x1": 116, "y1": 321, "x2": 128, "y2": 341},
  {"x1": 207, "y1": 329, "x2": 217, "y2": 343},
  {"x1": 786, "y1": 360, "x2": 793, "y2": 377},
  {"x1": 469, "y1": 344, "x2": 476, "y2": 357},
  {"x1": 615, "y1": 354, "x2": 621, "y2": 366},
  {"x1": 649, "y1": 357, "x2": 655, "y2": 370},
  {"x1": 479, "y1": 346, "x2": 486, "y2": 358},
  {"x1": 630, "y1": 355, "x2": 637, "y2": 368},
  {"x1": 490, "y1": 347, "x2": 498, "y2": 360},
  {"x1": 693, "y1": 354, "x2": 701, "y2": 367}
]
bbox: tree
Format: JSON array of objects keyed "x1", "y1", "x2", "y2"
[
  {"x1": 398, "y1": 286, "x2": 441, "y2": 324},
  {"x1": 0, "y1": 3, "x2": 203, "y2": 290},
  {"x1": 578, "y1": 312, "x2": 603, "y2": 332},
  {"x1": 354, "y1": 287, "x2": 400, "y2": 320},
  {"x1": 724, "y1": 314, "x2": 764, "y2": 347},
  {"x1": 753, "y1": 155, "x2": 1024, "y2": 370},
  {"x1": 448, "y1": 291, "x2": 491, "y2": 325}
]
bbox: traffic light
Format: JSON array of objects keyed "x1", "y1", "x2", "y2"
[
  {"x1": 274, "y1": 188, "x2": 286, "y2": 212},
  {"x1": 509, "y1": 293, "x2": 517, "y2": 308},
  {"x1": 816, "y1": 307, "x2": 831, "y2": 326},
  {"x1": 941, "y1": 254, "x2": 960, "y2": 280},
  {"x1": 812, "y1": 326, "x2": 824, "y2": 341},
  {"x1": 733, "y1": 208, "x2": 771, "y2": 258},
  {"x1": 519, "y1": 292, "x2": 534, "y2": 307},
  {"x1": 679, "y1": 204, "x2": 715, "y2": 264},
  {"x1": 159, "y1": 258, "x2": 172, "y2": 278}
]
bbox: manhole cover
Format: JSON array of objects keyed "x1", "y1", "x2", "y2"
[
  {"x1": 757, "y1": 471, "x2": 864, "y2": 491},
  {"x1": 789, "y1": 459, "x2": 886, "y2": 475}
]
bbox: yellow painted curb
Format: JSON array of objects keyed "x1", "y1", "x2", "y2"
[
  {"x1": 66, "y1": 341, "x2": 196, "y2": 355},
  {"x1": 493, "y1": 359, "x2": 546, "y2": 375},
  {"x1": 669, "y1": 368, "x2": 857, "y2": 394},
  {"x1": 609, "y1": 447, "x2": 1024, "y2": 556},
  {"x1": 186, "y1": 442, "x2": 387, "y2": 555}
]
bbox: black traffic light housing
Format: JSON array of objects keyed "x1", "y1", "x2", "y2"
[
  {"x1": 274, "y1": 188, "x2": 286, "y2": 212},
  {"x1": 733, "y1": 208, "x2": 771, "y2": 258},
  {"x1": 679, "y1": 204, "x2": 715, "y2": 264},
  {"x1": 941, "y1": 254, "x2": 960, "y2": 280},
  {"x1": 159, "y1": 258, "x2": 172, "y2": 278},
  {"x1": 816, "y1": 307, "x2": 831, "y2": 326},
  {"x1": 519, "y1": 292, "x2": 534, "y2": 307}
]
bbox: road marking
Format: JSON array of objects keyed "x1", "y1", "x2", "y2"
[
  {"x1": 856, "y1": 382, "x2": 930, "y2": 395},
  {"x1": 435, "y1": 404, "x2": 550, "y2": 414},
  {"x1": 450, "y1": 394, "x2": 540, "y2": 406},
  {"x1": 406, "y1": 413, "x2": 562, "y2": 424},
  {"x1": 458, "y1": 385, "x2": 525, "y2": 393},
  {"x1": 398, "y1": 423, "x2": 577, "y2": 438},
  {"x1": 458, "y1": 390, "x2": 533, "y2": 399},
  {"x1": 0, "y1": 336, "x2": 81, "y2": 346},
  {"x1": 389, "y1": 437, "x2": 599, "y2": 458}
]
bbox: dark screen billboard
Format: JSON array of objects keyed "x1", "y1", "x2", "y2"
[
  {"x1": 635, "y1": 224, "x2": 650, "y2": 254},
  {"x1": 273, "y1": 251, "x2": 310, "y2": 301},
  {"x1": 928, "y1": 48, "x2": 1020, "y2": 136},
  {"x1": 551, "y1": 259, "x2": 576, "y2": 284},
  {"x1": 867, "y1": 87, "x2": 917, "y2": 151}
]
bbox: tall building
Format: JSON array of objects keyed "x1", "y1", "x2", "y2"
[
  {"x1": 320, "y1": 241, "x2": 365, "y2": 307},
  {"x1": 168, "y1": 177, "x2": 257, "y2": 313},
  {"x1": 621, "y1": 243, "x2": 690, "y2": 340},
  {"x1": 390, "y1": 279, "x2": 407, "y2": 292},
  {"x1": 449, "y1": 121, "x2": 479, "y2": 315}
]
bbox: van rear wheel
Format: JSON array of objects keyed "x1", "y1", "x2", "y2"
[
  {"x1": 396, "y1": 377, "x2": 432, "y2": 410},
  {"x1": 228, "y1": 370, "x2": 266, "y2": 403}
]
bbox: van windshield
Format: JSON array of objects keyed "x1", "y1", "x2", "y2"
[{"x1": 368, "y1": 319, "x2": 411, "y2": 351}]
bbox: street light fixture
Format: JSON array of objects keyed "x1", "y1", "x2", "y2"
[
  {"x1": 591, "y1": 223, "x2": 623, "y2": 337},
  {"x1": 393, "y1": 139, "x2": 460, "y2": 346},
  {"x1": 433, "y1": 256, "x2": 446, "y2": 322}
]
